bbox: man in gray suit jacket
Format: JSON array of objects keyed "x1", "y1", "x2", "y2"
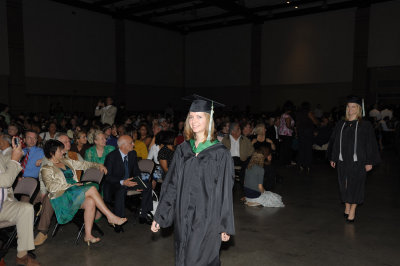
[{"x1": 0, "y1": 139, "x2": 40, "y2": 265}]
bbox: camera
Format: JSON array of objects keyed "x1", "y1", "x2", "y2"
[{"x1": 13, "y1": 137, "x2": 20, "y2": 146}]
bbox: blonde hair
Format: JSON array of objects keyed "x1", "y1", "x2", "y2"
[
  {"x1": 184, "y1": 112, "x2": 216, "y2": 142},
  {"x1": 247, "y1": 152, "x2": 265, "y2": 169},
  {"x1": 253, "y1": 123, "x2": 266, "y2": 136},
  {"x1": 345, "y1": 103, "x2": 362, "y2": 121},
  {"x1": 93, "y1": 130, "x2": 105, "y2": 142}
]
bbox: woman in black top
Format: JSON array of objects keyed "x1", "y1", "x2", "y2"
[
  {"x1": 252, "y1": 123, "x2": 276, "y2": 151},
  {"x1": 329, "y1": 96, "x2": 380, "y2": 222},
  {"x1": 157, "y1": 130, "x2": 176, "y2": 175}
]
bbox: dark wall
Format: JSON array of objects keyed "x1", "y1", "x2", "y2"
[{"x1": 1, "y1": 0, "x2": 400, "y2": 114}]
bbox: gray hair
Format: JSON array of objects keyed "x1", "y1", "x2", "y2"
[
  {"x1": 117, "y1": 136, "x2": 132, "y2": 148},
  {"x1": 55, "y1": 133, "x2": 69, "y2": 141},
  {"x1": 229, "y1": 122, "x2": 239, "y2": 133},
  {"x1": 0, "y1": 134, "x2": 12, "y2": 145}
]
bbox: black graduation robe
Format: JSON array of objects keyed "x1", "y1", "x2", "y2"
[
  {"x1": 154, "y1": 141, "x2": 235, "y2": 266},
  {"x1": 328, "y1": 119, "x2": 381, "y2": 204}
]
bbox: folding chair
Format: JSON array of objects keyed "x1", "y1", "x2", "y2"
[
  {"x1": 51, "y1": 168, "x2": 104, "y2": 245},
  {"x1": 126, "y1": 159, "x2": 154, "y2": 218},
  {"x1": 0, "y1": 178, "x2": 38, "y2": 257},
  {"x1": 126, "y1": 159, "x2": 154, "y2": 197}
]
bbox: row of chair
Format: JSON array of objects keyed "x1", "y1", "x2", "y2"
[{"x1": 0, "y1": 159, "x2": 156, "y2": 258}]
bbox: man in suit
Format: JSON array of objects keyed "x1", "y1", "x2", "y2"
[
  {"x1": 95, "y1": 97, "x2": 117, "y2": 125},
  {"x1": 221, "y1": 122, "x2": 254, "y2": 187},
  {"x1": 103, "y1": 135, "x2": 153, "y2": 232},
  {"x1": 0, "y1": 138, "x2": 40, "y2": 265}
]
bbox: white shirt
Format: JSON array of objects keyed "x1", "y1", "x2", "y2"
[
  {"x1": 147, "y1": 144, "x2": 160, "y2": 164},
  {"x1": 229, "y1": 135, "x2": 240, "y2": 157},
  {"x1": 119, "y1": 150, "x2": 128, "y2": 185},
  {"x1": 369, "y1": 109, "x2": 381, "y2": 120},
  {"x1": 39, "y1": 132, "x2": 60, "y2": 142},
  {"x1": 380, "y1": 109, "x2": 392, "y2": 120},
  {"x1": 274, "y1": 125, "x2": 279, "y2": 140}
]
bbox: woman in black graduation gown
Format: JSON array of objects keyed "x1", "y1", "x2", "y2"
[
  {"x1": 329, "y1": 96, "x2": 380, "y2": 222},
  {"x1": 151, "y1": 97, "x2": 235, "y2": 266}
]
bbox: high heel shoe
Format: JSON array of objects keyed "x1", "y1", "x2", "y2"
[
  {"x1": 346, "y1": 218, "x2": 355, "y2": 223},
  {"x1": 84, "y1": 237, "x2": 101, "y2": 246},
  {"x1": 344, "y1": 213, "x2": 349, "y2": 219},
  {"x1": 108, "y1": 217, "x2": 128, "y2": 227}
]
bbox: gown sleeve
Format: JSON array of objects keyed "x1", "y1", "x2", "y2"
[
  {"x1": 218, "y1": 150, "x2": 235, "y2": 236},
  {"x1": 327, "y1": 120, "x2": 344, "y2": 162},
  {"x1": 364, "y1": 121, "x2": 381, "y2": 165},
  {"x1": 153, "y1": 145, "x2": 181, "y2": 228}
]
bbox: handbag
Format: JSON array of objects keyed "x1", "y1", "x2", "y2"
[{"x1": 151, "y1": 191, "x2": 159, "y2": 216}]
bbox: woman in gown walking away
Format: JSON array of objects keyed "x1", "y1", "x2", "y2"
[
  {"x1": 329, "y1": 96, "x2": 380, "y2": 222},
  {"x1": 151, "y1": 96, "x2": 235, "y2": 266}
]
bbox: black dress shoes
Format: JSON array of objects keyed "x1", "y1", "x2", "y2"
[
  {"x1": 114, "y1": 225, "x2": 124, "y2": 233},
  {"x1": 139, "y1": 216, "x2": 152, "y2": 225}
]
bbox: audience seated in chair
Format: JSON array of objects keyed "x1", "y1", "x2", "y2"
[
  {"x1": 85, "y1": 130, "x2": 115, "y2": 164},
  {"x1": 40, "y1": 140, "x2": 126, "y2": 246},
  {"x1": 70, "y1": 131, "x2": 91, "y2": 159},
  {"x1": 221, "y1": 122, "x2": 254, "y2": 186},
  {"x1": 0, "y1": 137, "x2": 40, "y2": 265},
  {"x1": 0, "y1": 134, "x2": 12, "y2": 157},
  {"x1": 103, "y1": 135, "x2": 153, "y2": 232}
]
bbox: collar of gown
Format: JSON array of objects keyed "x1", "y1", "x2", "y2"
[{"x1": 189, "y1": 139, "x2": 218, "y2": 154}]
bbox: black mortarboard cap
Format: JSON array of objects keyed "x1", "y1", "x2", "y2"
[
  {"x1": 182, "y1": 95, "x2": 225, "y2": 140},
  {"x1": 183, "y1": 94, "x2": 225, "y2": 113},
  {"x1": 346, "y1": 95, "x2": 362, "y2": 106},
  {"x1": 346, "y1": 95, "x2": 365, "y2": 116}
]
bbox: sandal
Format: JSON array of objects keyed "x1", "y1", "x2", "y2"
[{"x1": 84, "y1": 237, "x2": 101, "y2": 246}]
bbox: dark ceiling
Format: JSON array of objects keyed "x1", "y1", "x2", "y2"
[{"x1": 49, "y1": 0, "x2": 395, "y2": 33}]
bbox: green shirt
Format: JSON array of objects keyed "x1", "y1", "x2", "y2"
[
  {"x1": 189, "y1": 139, "x2": 218, "y2": 154},
  {"x1": 84, "y1": 145, "x2": 115, "y2": 164}
]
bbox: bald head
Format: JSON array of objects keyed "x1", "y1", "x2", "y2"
[{"x1": 118, "y1": 135, "x2": 134, "y2": 154}]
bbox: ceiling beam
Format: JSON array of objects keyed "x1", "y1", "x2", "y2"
[
  {"x1": 93, "y1": 0, "x2": 125, "y2": 6},
  {"x1": 172, "y1": 12, "x2": 234, "y2": 26},
  {"x1": 201, "y1": 0, "x2": 260, "y2": 22},
  {"x1": 49, "y1": 0, "x2": 181, "y2": 32},
  {"x1": 251, "y1": 0, "x2": 322, "y2": 13},
  {"x1": 140, "y1": 2, "x2": 211, "y2": 18},
  {"x1": 118, "y1": 0, "x2": 190, "y2": 15},
  {"x1": 187, "y1": 0, "x2": 372, "y2": 32}
]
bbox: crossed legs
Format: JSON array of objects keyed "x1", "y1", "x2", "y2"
[{"x1": 81, "y1": 186, "x2": 127, "y2": 241}]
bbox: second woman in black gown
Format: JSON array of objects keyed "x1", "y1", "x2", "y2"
[{"x1": 329, "y1": 97, "x2": 380, "y2": 222}]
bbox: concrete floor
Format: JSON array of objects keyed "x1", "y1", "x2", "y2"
[{"x1": 4, "y1": 151, "x2": 400, "y2": 266}]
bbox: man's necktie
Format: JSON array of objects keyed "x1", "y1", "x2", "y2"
[
  {"x1": 21, "y1": 150, "x2": 30, "y2": 174},
  {"x1": 123, "y1": 155, "x2": 129, "y2": 180}
]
